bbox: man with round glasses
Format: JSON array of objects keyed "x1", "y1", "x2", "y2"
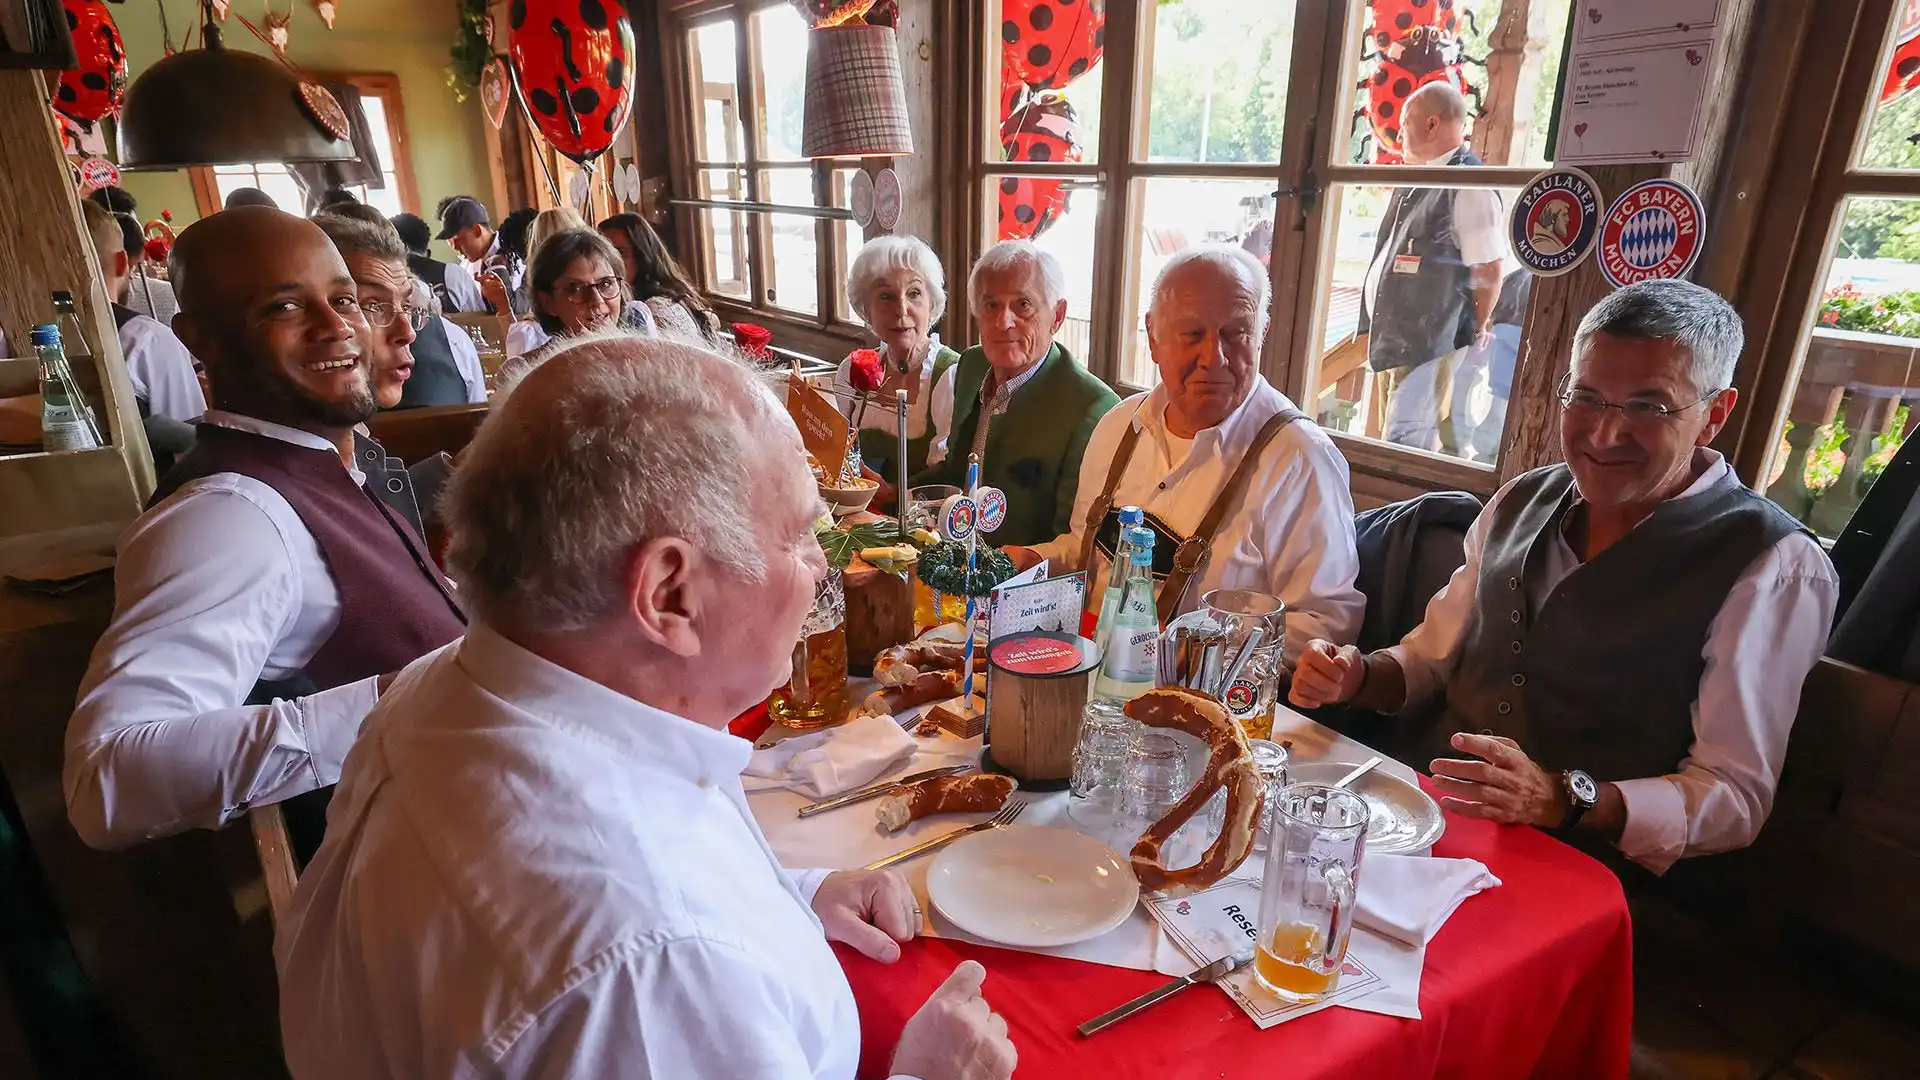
[
  {"x1": 313, "y1": 206, "x2": 488, "y2": 409},
  {"x1": 1291, "y1": 278, "x2": 1837, "y2": 877}
]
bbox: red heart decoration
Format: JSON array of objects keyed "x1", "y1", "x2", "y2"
[{"x1": 1574, "y1": 122, "x2": 1589, "y2": 136}]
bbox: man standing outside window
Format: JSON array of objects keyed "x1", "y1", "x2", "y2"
[{"x1": 1356, "y1": 83, "x2": 1504, "y2": 456}]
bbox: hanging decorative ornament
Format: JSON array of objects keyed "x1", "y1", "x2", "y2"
[
  {"x1": 616, "y1": 161, "x2": 643, "y2": 206},
  {"x1": 313, "y1": 0, "x2": 336, "y2": 30},
  {"x1": 508, "y1": 0, "x2": 638, "y2": 165},
  {"x1": 298, "y1": 81, "x2": 351, "y2": 140},
  {"x1": 211, "y1": 0, "x2": 231, "y2": 19},
  {"x1": 790, "y1": 0, "x2": 878, "y2": 28},
  {"x1": 567, "y1": 166, "x2": 591, "y2": 209},
  {"x1": 264, "y1": 6, "x2": 293, "y2": 54},
  {"x1": 54, "y1": 0, "x2": 130, "y2": 129},
  {"x1": 480, "y1": 56, "x2": 510, "y2": 129},
  {"x1": 1002, "y1": 0, "x2": 1105, "y2": 91},
  {"x1": 996, "y1": 90, "x2": 1079, "y2": 241},
  {"x1": 76, "y1": 156, "x2": 120, "y2": 195}
]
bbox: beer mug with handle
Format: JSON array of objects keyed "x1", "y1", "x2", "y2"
[{"x1": 1253, "y1": 784, "x2": 1368, "y2": 1003}]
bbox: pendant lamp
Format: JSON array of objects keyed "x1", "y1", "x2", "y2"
[
  {"x1": 801, "y1": 24, "x2": 913, "y2": 159},
  {"x1": 117, "y1": 0, "x2": 355, "y2": 170}
]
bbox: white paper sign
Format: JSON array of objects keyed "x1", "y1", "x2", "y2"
[
  {"x1": 989, "y1": 570, "x2": 1086, "y2": 637},
  {"x1": 1554, "y1": 0, "x2": 1726, "y2": 164}
]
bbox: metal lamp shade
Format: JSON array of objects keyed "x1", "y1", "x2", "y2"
[
  {"x1": 117, "y1": 39, "x2": 355, "y2": 170},
  {"x1": 802, "y1": 25, "x2": 913, "y2": 159}
]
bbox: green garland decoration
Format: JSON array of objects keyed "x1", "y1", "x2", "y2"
[
  {"x1": 446, "y1": 0, "x2": 492, "y2": 103},
  {"x1": 917, "y1": 541, "x2": 1015, "y2": 598}
]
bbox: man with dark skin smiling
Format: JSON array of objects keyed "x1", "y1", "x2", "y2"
[
  {"x1": 1011, "y1": 245, "x2": 1363, "y2": 673},
  {"x1": 1291, "y1": 280, "x2": 1837, "y2": 875},
  {"x1": 65, "y1": 207, "x2": 466, "y2": 855}
]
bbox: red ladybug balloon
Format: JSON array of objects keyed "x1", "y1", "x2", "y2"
[
  {"x1": 509, "y1": 0, "x2": 637, "y2": 165},
  {"x1": 1357, "y1": 1, "x2": 1480, "y2": 163},
  {"x1": 1883, "y1": 33, "x2": 1920, "y2": 105},
  {"x1": 1001, "y1": 0, "x2": 1104, "y2": 91},
  {"x1": 55, "y1": 0, "x2": 128, "y2": 128},
  {"x1": 997, "y1": 92, "x2": 1080, "y2": 241}
]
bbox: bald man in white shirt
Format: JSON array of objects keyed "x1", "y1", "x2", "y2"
[
  {"x1": 1010, "y1": 245, "x2": 1363, "y2": 668},
  {"x1": 278, "y1": 334, "x2": 1015, "y2": 1080}
]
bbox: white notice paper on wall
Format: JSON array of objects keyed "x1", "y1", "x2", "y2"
[{"x1": 1554, "y1": 0, "x2": 1726, "y2": 164}]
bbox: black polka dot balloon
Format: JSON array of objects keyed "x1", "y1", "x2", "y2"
[
  {"x1": 55, "y1": 0, "x2": 127, "y2": 127},
  {"x1": 509, "y1": 0, "x2": 638, "y2": 165}
]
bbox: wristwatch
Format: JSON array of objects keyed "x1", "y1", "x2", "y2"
[{"x1": 1560, "y1": 769, "x2": 1598, "y2": 830}]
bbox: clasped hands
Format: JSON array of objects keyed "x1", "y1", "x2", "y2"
[{"x1": 1290, "y1": 640, "x2": 1565, "y2": 829}]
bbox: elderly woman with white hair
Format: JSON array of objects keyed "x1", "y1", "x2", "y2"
[
  {"x1": 909, "y1": 239, "x2": 1117, "y2": 547},
  {"x1": 1012, "y1": 243, "x2": 1364, "y2": 674},
  {"x1": 834, "y1": 235, "x2": 960, "y2": 481}
]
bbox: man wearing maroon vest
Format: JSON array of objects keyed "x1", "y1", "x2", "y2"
[{"x1": 66, "y1": 207, "x2": 466, "y2": 855}]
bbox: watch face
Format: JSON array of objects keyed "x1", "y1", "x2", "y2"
[{"x1": 1568, "y1": 770, "x2": 1599, "y2": 804}]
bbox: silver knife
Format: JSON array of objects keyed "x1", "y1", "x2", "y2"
[
  {"x1": 1076, "y1": 950, "x2": 1253, "y2": 1037},
  {"x1": 796, "y1": 764, "x2": 973, "y2": 818}
]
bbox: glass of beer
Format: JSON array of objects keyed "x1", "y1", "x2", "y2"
[
  {"x1": 1253, "y1": 783, "x2": 1368, "y2": 1003},
  {"x1": 769, "y1": 570, "x2": 851, "y2": 729}
]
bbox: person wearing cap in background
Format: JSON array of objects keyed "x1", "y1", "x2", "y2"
[
  {"x1": 437, "y1": 195, "x2": 522, "y2": 314},
  {"x1": 392, "y1": 211, "x2": 487, "y2": 314}
]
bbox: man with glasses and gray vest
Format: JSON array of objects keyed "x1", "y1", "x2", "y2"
[{"x1": 1291, "y1": 279, "x2": 1838, "y2": 876}]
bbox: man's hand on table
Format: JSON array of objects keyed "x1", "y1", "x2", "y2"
[
  {"x1": 811, "y1": 869, "x2": 920, "y2": 963},
  {"x1": 1429, "y1": 733, "x2": 1564, "y2": 827},
  {"x1": 1002, "y1": 546, "x2": 1043, "y2": 573},
  {"x1": 891, "y1": 960, "x2": 1017, "y2": 1080},
  {"x1": 1289, "y1": 640, "x2": 1366, "y2": 708}
]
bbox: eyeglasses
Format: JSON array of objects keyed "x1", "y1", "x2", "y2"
[
  {"x1": 361, "y1": 300, "x2": 430, "y2": 332},
  {"x1": 559, "y1": 276, "x2": 623, "y2": 305},
  {"x1": 1557, "y1": 380, "x2": 1724, "y2": 425}
]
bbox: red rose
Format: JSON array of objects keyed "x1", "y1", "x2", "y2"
[
  {"x1": 732, "y1": 322, "x2": 773, "y2": 359},
  {"x1": 143, "y1": 238, "x2": 171, "y2": 263},
  {"x1": 847, "y1": 348, "x2": 884, "y2": 391}
]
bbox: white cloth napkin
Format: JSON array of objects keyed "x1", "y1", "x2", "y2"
[
  {"x1": 1355, "y1": 854, "x2": 1501, "y2": 947},
  {"x1": 740, "y1": 712, "x2": 918, "y2": 799}
]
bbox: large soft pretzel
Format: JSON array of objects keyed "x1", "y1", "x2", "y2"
[{"x1": 1123, "y1": 686, "x2": 1264, "y2": 896}]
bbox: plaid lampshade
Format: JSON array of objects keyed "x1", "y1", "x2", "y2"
[{"x1": 802, "y1": 25, "x2": 914, "y2": 158}]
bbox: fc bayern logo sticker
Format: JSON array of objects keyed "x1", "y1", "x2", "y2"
[
  {"x1": 1510, "y1": 167, "x2": 1601, "y2": 277},
  {"x1": 1598, "y1": 178, "x2": 1706, "y2": 289}
]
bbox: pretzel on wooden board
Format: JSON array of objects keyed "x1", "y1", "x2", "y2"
[
  {"x1": 876, "y1": 773, "x2": 1017, "y2": 832},
  {"x1": 1122, "y1": 686, "x2": 1265, "y2": 895}
]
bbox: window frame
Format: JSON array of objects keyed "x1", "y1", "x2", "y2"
[
  {"x1": 662, "y1": 0, "x2": 866, "y2": 347},
  {"x1": 187, "y1": 72, "x2": 420, "y2": 218}
]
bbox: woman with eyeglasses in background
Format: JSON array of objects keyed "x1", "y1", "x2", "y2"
[
  {"x1": 597, "y1": 213, "x2": 721, "y2": 345},
  {"x1": 500, "y1": 229, "x2": 659, "y2": 383}
]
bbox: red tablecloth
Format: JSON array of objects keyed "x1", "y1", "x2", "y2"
[{"x1": 834, "y1": 785, "x2": 1633, "y2": 1080}]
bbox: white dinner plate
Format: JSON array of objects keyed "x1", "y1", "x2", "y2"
[
  {"x1": 1287, "y1": 761, "x2": 1447, "y2": 855},
  {"x1": 926, "y1": 825, "x2": 1140, "y2": 949}
]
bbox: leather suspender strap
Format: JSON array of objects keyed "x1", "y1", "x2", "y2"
[
  {"x1": 1077, "y1": 421, "x2": 1144, "y2": 581},
  {"x1": 1157, "y1": 408, "x2": 1306, "y2": 623}
]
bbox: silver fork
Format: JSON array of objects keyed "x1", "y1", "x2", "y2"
[{"x1": 862, "y1": 800, "x2": 1026, "y2": 871}]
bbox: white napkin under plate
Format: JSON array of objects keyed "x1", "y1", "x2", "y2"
[
  {"x1": 741, "y1": 712, "x2": 918, "y2": 799},
  {"x1": 1356, "y1": 854, "x2": 1501, "y2": 947}
]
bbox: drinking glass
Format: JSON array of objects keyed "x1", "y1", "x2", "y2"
[
  {"x1": 1159, "y1": 589, "x2": 1286, "y2": 740},
  {"x1": 768, "y1": 570, "x2": 851, "y2": 729},
  {"x1": 1253, "y1": 784, "x2": 1368, "y2": 1003},
  {"x1": 906, "y1": 484, "x2": 960, "y2": 531},
  {"x1": 1247, "y1": 739, "x2": 1292, "y2": 853},
  {"x1": 1066, "y1": 699, "x2": 1138, "y2": 831}
]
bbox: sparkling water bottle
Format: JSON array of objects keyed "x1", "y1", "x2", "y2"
[
  {"x1": 1092, "y1": 505, "x2": 1145, "y2": 649},
  {"x1": 34, "y1": 325, "x2": 99, "y2": 451}
]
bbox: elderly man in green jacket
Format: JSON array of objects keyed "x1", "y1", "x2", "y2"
[{"x1": 911, "y1": 240, "x2": 1118, "y2": 547}]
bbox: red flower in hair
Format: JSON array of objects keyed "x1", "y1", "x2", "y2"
[
  {"x1": 847, "y1": 348, "x2": 884, "y2": 392},
  {"x1": 732, "y1": 322, "x2": 773, "y2": 359}
]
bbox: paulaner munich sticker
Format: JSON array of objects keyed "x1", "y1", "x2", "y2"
[
  {"x1": 1509, "y1": 167, "x2": 1602, "y2": 277},
  {"x1": 1598, "y1": 178, "x2": 1706, "y2": 289}
]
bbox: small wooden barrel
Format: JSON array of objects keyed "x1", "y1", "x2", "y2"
[{"x1": 984, "y1": 632, "x2": 1101, "y2": 788}]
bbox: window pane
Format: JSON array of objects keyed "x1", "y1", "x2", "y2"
[
  {"x1": 1121, "y1": 178, "x2": 1280, "y2": 389},
  {"x1": 1762, "y1": 196, "x2": 1920, "y2": 538},
  {"x1": 995, "y1": 0, "x2": 1104, "y2": 164},
  {"x1": 760, "y1": 167, "x2": 820, "y2": 313},
  {"x1": 359, "y1": 94, "x2": 397, "y2": 176},
  {"x1": 753, "y1": 6, "x2": 810, "y2": 162},
  {"x1": 698, "y1": 168, "x2": 749, "y2": 299},
  {"x1": 1142, "y1": 0, "x2": 1293, "y2": 164},
  {"x1": 983, "y1": 174, "x2": 1100, "y2": 368},
  {"x1": 1342, "y1": 0, "x2": 1574, "y2": 168},
  {"x1": 691, "y1": 21, "x2": 745, "y2": 163},
  {"x1": 830, "y1": 168, "x2": 859, "y2": 323},
  {"x1": 1307, "y1": 181, "x2": 1525, "y2": 467},
  {"x1": 214, "y1": 165, "x2": 305, "y2": 217},
  {"x1": 1858, "y1": 11, "x2": 1920, "y2": 170}
]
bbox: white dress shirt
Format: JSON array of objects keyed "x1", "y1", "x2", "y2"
[
  {"x1": 277, "y1": 624, "x2": 877, "y2": 1080},
  {"x1": 831, "y1": 333, "x2": 957, "y2": 468},
  {"x1": 116, "y1": 312, "x2": 206, "y2": 422},
  {"x1": 65, "y1": 411, "x2": 380, "y2": 849},
  {"x1": 1030, "y1": 378, "x2": 1365, "y2": 667},
  {"x1": 436, "y1": 315, "x2": 490, "y2": 403},
  {"x1": 1383, "y1": 450, "x2": 1838, "y2": 873}
]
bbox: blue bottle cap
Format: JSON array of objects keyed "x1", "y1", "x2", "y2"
[
  {"x1": 1126, "y1": 525, "x2": 1155, "y2": 564},
  {"x1": 1118, "y1": 505, "x2": 1144, "y2": 527},
  {"x1": 30, "y1": 324, "x2": 60, "y2": 347}
]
